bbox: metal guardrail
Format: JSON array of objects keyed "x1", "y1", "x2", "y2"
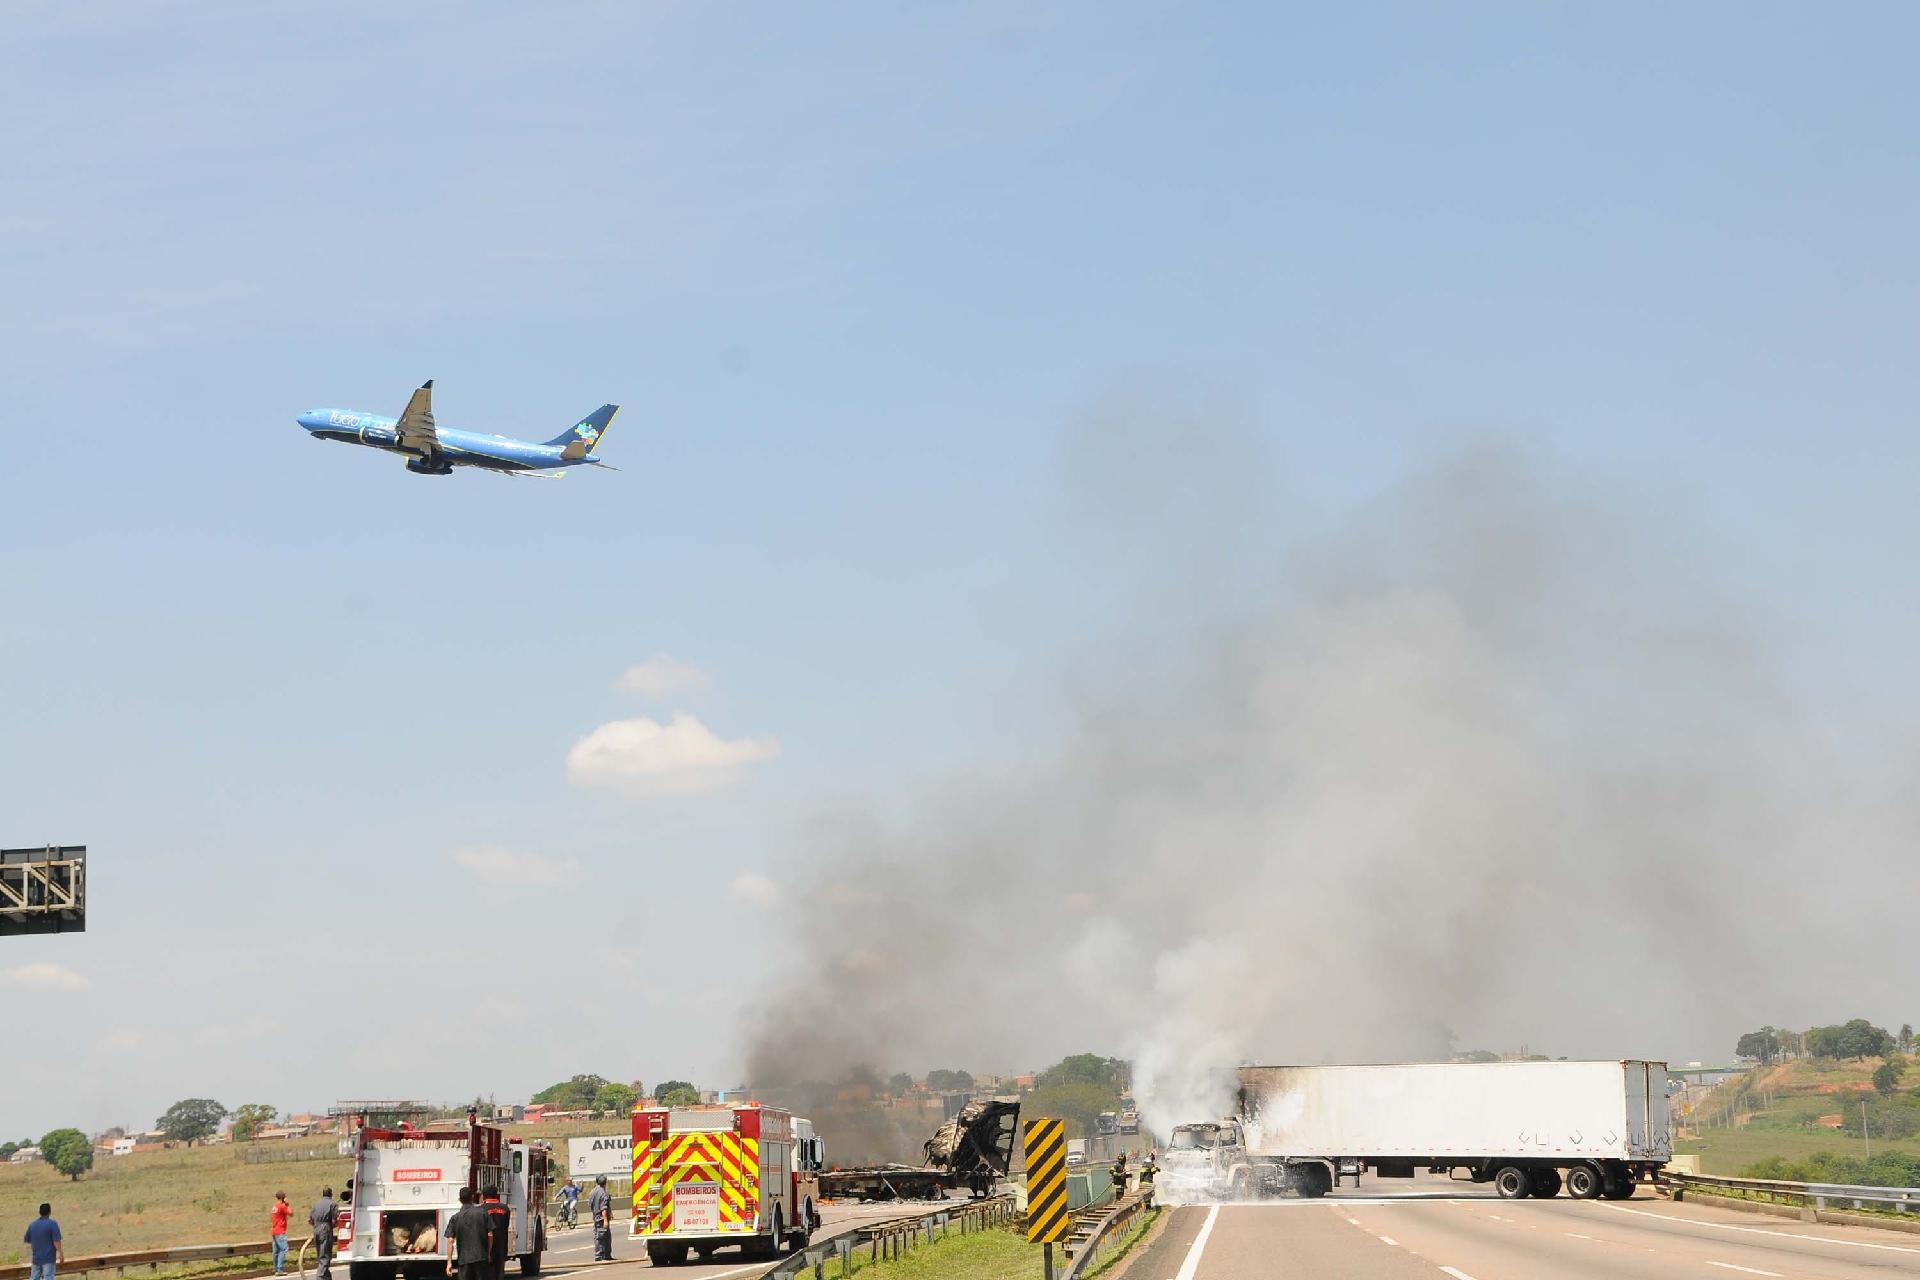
[
  {"x1": 764, "y1": 1194, "x2": 1015, "y2": 1279},
  {"x1": 0, "y1": 1239, "x2": 276, "y2": 1280},
  {"x1": 1666, "y1": 1171, "x2": 1920, "y2": 1216},
  {"x1": 1062, "y1": 1193, "x2": 1150, "y2": 1280}
]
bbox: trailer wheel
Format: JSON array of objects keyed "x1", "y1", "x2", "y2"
[
  {"x1": 1492, "y1": 1164, "x2": 1533, "y2": 1199},
  {"x1": 1291, "y1": 1164, "x2": 1332, "y2": 1199},
  {"x1": 1565, "y1": 1162, "x2": 1603, "y2": 1200},
  {"x1": 1601, "y1": 1168, "x2": 1636, "y2": 1200},
  {"x1": 1528, "y1": 1169, "x2": 1562, "y2": 1198}
]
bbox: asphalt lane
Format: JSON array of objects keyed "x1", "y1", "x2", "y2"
[
  {"x1": 1158, "y1": 1180, "x2": 1920, "y2": 1280},
  {"x1": 540, "y1": 1195, "x2": 974, "y2": 1280}
]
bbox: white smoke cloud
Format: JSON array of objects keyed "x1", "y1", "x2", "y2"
[
  {"x1": 451, "y1": 845, "x2": 583, "y2": 885},
  {"x1": 615, "y1": 655, "x2": 711, "y2": 699},
  {"x1": 729, "y1": 872, "x2": 779, "y2": 905},
  {"x1": 3, "y1": 962, "x2": 90, "y2": 991},
  {"x1": 567, "y1": 714, "x2": 780, "y2": 796}
]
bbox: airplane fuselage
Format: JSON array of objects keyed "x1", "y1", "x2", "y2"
[{"x1": 296, "y1": 408, "x2": 604, "y2": 474}]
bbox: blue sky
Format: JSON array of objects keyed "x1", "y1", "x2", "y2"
[{"x1": 5, "y1": 2, "x2": 1920, "y2": 1138}]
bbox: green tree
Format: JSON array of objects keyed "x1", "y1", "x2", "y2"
[
  {"x1": 652, "y1": 1080, "x2": 697, "y2": 1102},
  {"x1": 158, "y1": 1098, "x2": 228, "y2": 1145},
  {"x1": 533, "y1": 1074, "x2": 611, "y2": 1111},
  {"x1": 1457, "y1": 1050, "x2": 1500, "y2": 1064},
  {"x1": 231, "y1": 1103, "x2": 278, "y2": 1141},
  {"x1": 1901, "y1": 1025, "x2": 1915, "y2": 1054},
  {"x1": 887, "y1": 1073, "x2": 914, "y2": 1095},
  {"x1": 0, "y1": 1140, "x2": 18, "y2": 1160},
  {"x1": 1037, "y1": 1054, "x2": 1128, "y2": 1091},
  {"x1": 593, "y1": 1082, "x2": 639, "y2": 1116},
  {"x1": 660, "y1": 1085, "x2": 701, "y2": 1106},
  {"x1": 40, "y1": 1128, "x2": 94, "y2": 1180},
  {"x1": 1873, "y1": 1060, "x2": 1906, "y2": 1097},
  {"x1": 926, "y1": 1070, "x2": 975, "y2": 1091},
  {"x1": 1024, "y1": 1082, "x2": 1123, "y2": 1139},
  {"x1": 1735, "y1": 1028, "x2": 1780, "y2": 1064}
]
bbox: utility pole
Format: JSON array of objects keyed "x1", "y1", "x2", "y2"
[{"x1": 1863, "y1": 1101, "x2": 1870, "y2": 1161}]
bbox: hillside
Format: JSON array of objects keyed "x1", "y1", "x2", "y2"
[{"x1": 1675, "y1": 1055, "x2": 1920, "y2": 1184}]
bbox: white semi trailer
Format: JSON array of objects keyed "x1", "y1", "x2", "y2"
[{"x1": 1161, "y1": 1060, "x2": 1669, "y2": 1202}]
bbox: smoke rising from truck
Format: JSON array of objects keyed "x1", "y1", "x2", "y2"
[{"x1": 743, "y1": 420, "x2": 1913, "y2": 1143}]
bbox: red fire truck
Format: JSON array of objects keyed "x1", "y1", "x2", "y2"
[
  {"x1": 629, "y1": 1101, "x2": 822, "y2": 1265},
  {"x1": 335, "y1": 1111, "x2": 549, "y2": 1280}
]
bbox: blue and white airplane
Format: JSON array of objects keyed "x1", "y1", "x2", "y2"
[{"x1": 296, "y1": 381, "x2": 618, "y2": 477}]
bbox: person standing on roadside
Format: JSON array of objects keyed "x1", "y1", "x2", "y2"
[
  {"x1": 480, "y1": 1188, "x2": 510, "y2": 1280},
  {"x1": 310, "y1": 1187, "x2": 337, "y2": 1280},
  {"x1": 444, "y1": 1188, "x2": 490, "y2": 1280},
  {"x1": 269, "y1": 1192, "x2": 293, "y2": 1275},
  {"x1": 24, "y1": 1203, "x2": 63, "y2": 1280},
  {"x1": 587, "y1": 1174, "x2": 613, "y2": 1261}
]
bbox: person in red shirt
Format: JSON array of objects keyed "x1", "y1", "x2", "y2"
[{"x1": 270, "y1": 1193, "x2": 292, "y2": 1275}]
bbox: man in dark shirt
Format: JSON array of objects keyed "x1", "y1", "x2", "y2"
[
  {"x1": 587, "y1": 1175, "x2": 613, "y2": 1261},
  {"x1": 309, "y1": 1189, "x2": 337, "y2": 1280},
  {"x1": 444, "y1": 1188, "x2": 490, "y2": 1280},
  {"x1": 24, "y1": 1202, "x2": 63, "y2": 1280},
  {"x1": 480, "y1": 1189, "x2": 511, "y2": 1280}
]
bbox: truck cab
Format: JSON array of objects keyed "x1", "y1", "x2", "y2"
[{"x1": 1160, "y1": 1121, "x2": 1251, "y2": 1200}]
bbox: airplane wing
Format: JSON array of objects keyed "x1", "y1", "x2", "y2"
[{"x1": 394, "y1": 380, "x2": 439, "y2": 454}]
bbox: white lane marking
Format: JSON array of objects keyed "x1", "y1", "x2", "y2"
[
  {"x1": 1564, "y1": 1232, "x2": 1598, "y2": 1241},
  {"x1": 1378, "y1": 1236, "x2": 1399, "y2": 1246},
  {"x1": 1602, "y1": 1202, "x2": 1920, "y2": 1255},
  {"x1": 1706, "y1": 1264, "x2": 1783, "y2": 1277},
  {"x1": 1346, "y1": 1217, "x2": 1361, "y2": 1225},
  {"x1": 1172, "y1": 1204, "x2": 1220, "y2": 1280},
  {"x1": 1441, "y1": 1269, "x2": 1478, "y2": 1280}
]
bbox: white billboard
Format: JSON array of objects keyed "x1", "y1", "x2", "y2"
[{"x1": 567, "y1": 1134, "x2": 633, "y2": 1180}]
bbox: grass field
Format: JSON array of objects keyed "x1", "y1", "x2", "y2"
[
  {"x1": 1673, "y1": 1126, "x2": 1920, "y2": 1174},
  {"x1": 0, "y1": 1120, "x2": 629, "y2": 1265}
]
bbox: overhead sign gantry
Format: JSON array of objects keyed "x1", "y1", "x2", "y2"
[{"x1": 1, "y1": 846, "x2": 87, "y2": 936}]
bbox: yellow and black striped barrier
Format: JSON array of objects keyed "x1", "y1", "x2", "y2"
[{"x1": 1024, "y1": 1118, "x2": 1070, "y2": 1244}]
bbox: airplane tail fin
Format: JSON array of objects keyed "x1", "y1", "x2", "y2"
[{"x1": 547, "y1": 404, "x2": 619, "y2": 458}]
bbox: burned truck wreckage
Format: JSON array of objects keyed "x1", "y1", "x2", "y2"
[{"x1": 818, "y1": 1100, "x2": 1020, "y2": 1202}]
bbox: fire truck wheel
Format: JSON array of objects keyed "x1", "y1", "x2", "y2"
[
  {"x1": 518, "y1": 1251, "x2": 541, "y2": 1277},
  {"x1": 768, "y1": 1207, "x2": 787, "y2": 1257},
  {"x1": 645, "y1": 1241, "x2": 688, "y2": 1266}
]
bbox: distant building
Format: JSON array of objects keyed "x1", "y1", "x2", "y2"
[{"x1": 10, "y1": 1146, "x2": 43, "y2": 1164}]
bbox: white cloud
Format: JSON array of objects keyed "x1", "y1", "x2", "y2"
[
  {"x1": 451, "y1": 846, "x2": 584, "y2": 886},
  {"x1": 615, "y1": 655, "x2": 711, "y2": 699},
  {"x1": 2, "y1": 962, "x2": 89, "y2": 991},
  {"x1": 729, "y1": 872, "x2": 778, "y2": 905},
  {"x1": 566, "y1": 714, "x2": 780, "y2": 796},
  {"x1": 98, "y1": 1028, "x2": 146, "y2": 1052}
]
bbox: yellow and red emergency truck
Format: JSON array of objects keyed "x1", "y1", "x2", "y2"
[{"x1": 629, "y1": 1101, "x2": 822, "y2": 1265}]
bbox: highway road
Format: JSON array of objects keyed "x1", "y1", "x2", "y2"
[
  {"x1": 1133, "y1": 1181, "x2": 1920, "y2": 1279},
  {"x1": 540, "y1": 1194, "x2": 968, "y2": 1280}
]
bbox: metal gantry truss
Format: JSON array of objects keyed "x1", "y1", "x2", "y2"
[{"x1": 0, "y1": 845, "x2": 87, "y2": 935}]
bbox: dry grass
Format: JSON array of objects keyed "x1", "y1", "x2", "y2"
[{"x1": 0, "y1": 1121, "x2": 620, "y2": 1263}]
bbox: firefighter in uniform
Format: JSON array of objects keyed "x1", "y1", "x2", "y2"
[
  {"x1": 481, "y1": 1187, "x2": 510, "y2": 1280},
  {"x1": 1137, "y1": 1155, "x2": 1158, "y2": 1209},
  {"x1": 1110, "y1": 1153, "x2": 1128, "y2": 1201}
]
